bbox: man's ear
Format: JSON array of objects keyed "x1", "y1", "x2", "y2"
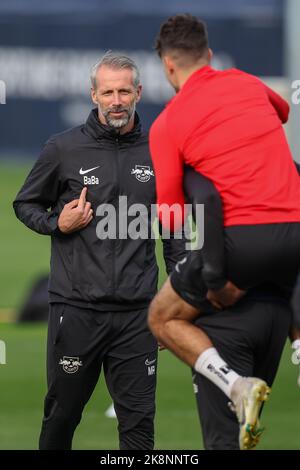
[
  {"x1": 91, "y1": 88, "x2": 98, "y2": 105},
  {"x1": 163, "y1": 55, "x2": 175, "y2": 76},
  {"x1": 208, "y1": 48, "x2": 213, "y2": 62},
  {"x1": 135, "y1": 84, "x2": 142, "y2": 103}
]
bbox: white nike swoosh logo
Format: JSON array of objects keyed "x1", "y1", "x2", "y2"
[
  {"x1": 145, "y1": 358, "x2": 156, "y2": 366},
  {"x1": 79, "y1": 166, "x2": 100, "y2": 175}
]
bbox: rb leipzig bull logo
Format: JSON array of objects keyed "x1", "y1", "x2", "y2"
[
  {"x1": 131, "y1": 165, "x2": 154, "y2": 183},
  {"x1": 59, "y1": 356, "x2": 82, "y2": 374}
]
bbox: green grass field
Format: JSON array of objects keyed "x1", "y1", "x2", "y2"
[{"x1": 0, "y1": 163, "x2": 299, "y2": 450}]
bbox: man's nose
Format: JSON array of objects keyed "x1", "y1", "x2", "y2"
[{"x1": 112, "y1": 92, "x2": 121, "y2": 106}]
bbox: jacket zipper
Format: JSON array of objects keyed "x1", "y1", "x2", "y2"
[{"x1": 111, "y1": 136, "x2": 120, "y2": 294}]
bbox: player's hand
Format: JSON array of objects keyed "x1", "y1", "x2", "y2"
[
  {"x1": 291, "y1": 339, "x2": 300, "y2": 387},
  {"x1": 158, "y1": 342, "x2": 166, "y2": 351},
  {"x1": 206, "y1": 281, "x2": 246, "y2": 308},
  {"x1": 58, "y1": 187, "x2": 93, "y2": 234}
]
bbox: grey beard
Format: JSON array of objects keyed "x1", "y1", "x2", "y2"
[
  {"x1": 106, "y1": 114, "x2": 129, "y2": 129},
  {"x1": 102, "y1": 104, "x2": 135, "y2": 130}
]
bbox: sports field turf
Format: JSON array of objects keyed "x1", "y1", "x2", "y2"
[{"x1": 0, "y1": 163, "x2": 299, "y2": 450}]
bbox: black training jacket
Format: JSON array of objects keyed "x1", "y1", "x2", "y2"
[{"x1": 13, "y1": 109, "x2": 186, "y2": 311}]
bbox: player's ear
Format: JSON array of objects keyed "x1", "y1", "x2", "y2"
[
  {"x1": 208, "y1": 48, "x2": 213, "y2": 62},
  {"x1": 163, "y1": 55, "x2": 175, "y2": 75},
  {"x1": 91, "y1": 87, "x2": 98, "y2": 105}
]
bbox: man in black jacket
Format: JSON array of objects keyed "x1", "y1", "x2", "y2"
[{"x1": 13, "y1": 52, "x2": 185, "y2": 450}]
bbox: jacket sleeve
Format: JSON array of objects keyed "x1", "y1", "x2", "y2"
[
  {"x1": 159, "y1": 221, "x2": 186, "y2": 275},
  {"x1": 263, "y1": 83, "x2": 290, "y2": 124},
  {"x1": 13, "y1": 137, "x2": 61, "y2": 235},
  {"x1": 183, "y1": 166, "x2": 227, "y2": 290}
]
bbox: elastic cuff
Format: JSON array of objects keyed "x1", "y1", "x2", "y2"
[{"x1": 205, "y1": 277, "x2": 228, "y2": 291}]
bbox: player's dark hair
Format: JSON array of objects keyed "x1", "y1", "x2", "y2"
[{"x1": 155, "y1": 14, "x2": 209, "y2": 61}]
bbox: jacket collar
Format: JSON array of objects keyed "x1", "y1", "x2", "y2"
[{"x1": 85, "y1": 107, "x2": 142, "y2": 143}]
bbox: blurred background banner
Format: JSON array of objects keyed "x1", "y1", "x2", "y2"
[{"x1": 0, "y1": 0, "x2": 286, "y2": 158}]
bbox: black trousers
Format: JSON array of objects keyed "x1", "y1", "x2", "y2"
[
  {"x1": 193, "y1": 292, "x2": 292, "y2": 450},
  {"x1": 39, "y1": 304, "x2": 157, "y2": 450}
]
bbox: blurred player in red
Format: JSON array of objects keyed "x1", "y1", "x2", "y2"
[{"x1": 148, "y1": 14, "x2": 300, "y2": 449}]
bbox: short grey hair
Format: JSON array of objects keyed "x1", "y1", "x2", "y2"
[{"x1": 90, "y1": 51, "x2": 140, "y2": 89}]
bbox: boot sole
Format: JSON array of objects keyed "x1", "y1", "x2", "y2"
[{"x1": 239, "y1": 381, "x2": 271, "y2": 450}]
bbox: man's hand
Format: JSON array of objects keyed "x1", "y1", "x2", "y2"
[
  {"x1": 207, "y1": 281, "x2": 246, "y2": 309},
  {"x1": 58, "y1": 187, "x2": 93, "y2": 234}
]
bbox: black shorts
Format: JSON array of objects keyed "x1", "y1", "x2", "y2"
[
  {"x1": 170, "y1": 222, "x2": 300, "y2": 310},
  {"x1": 292, "y1": 272, "x2": 300, "y2": 328}
]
